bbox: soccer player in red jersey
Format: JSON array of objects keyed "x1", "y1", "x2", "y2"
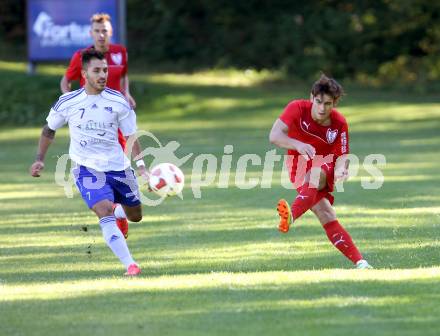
[
  {"x1": 60, "y1": 13, "x2": 136, "y2": 238},
  {"x1": 269, "y1": 74, "x2": 372, "y2": 269},
  {"x1": 60, "y1": 13, "x2": 136, "y2": 109}
]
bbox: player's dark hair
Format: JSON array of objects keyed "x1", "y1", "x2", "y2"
[
  {"x1": 81, "y1": 49, "x2": 105, "y2": 69},
  {"x1": 311, "y1": 74, "x2": 345, "y2": 101}
]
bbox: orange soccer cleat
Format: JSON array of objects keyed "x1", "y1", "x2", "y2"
[
  {"x1": 277, "y1": 199, "x2": 292, "y2": 233},
  {"x1": 125, "y1": 263, "x2": 142, "y2": 276},
  {"x1": 112, "y1": 204, "x2": 129, "y2": 239}
]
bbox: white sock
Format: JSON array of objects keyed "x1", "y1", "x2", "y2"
[
  {"x1": 113, "y1": 204, "x2": 127, "y2": 219},
  {"x1": 99, "y1": 216, "x2": 135, "y2": 268}
]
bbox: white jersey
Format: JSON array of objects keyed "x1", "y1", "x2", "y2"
[{"x1": 46, "y1": 87, "x2": 137, "y2": 172}]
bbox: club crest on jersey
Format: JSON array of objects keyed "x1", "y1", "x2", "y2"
[
  {"x1": 326, "y1": 129, "x2": 338, "y2": 143},
  {"x1": 104, "y1": 106, "x2": 113, "y2": 113},
  {"x1": 110, "y1": 52, "x2": 122, "y2": 65}
]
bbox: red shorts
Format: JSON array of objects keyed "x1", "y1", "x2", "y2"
[{"x1": 287, "y1": 154, "x2": 335, "y2": 205}]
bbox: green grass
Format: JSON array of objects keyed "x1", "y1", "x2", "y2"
[{"x1": 1, "y1": 62, "x2": 440, "y2": 335}]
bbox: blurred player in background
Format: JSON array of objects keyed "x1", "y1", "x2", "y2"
[
  {"x1": 269, "y1": 74, "x2": 372, "y2": 269},
  {"x1": 61, "y1": 13, "x2": 136, "y2": 109},
  {"x1": 60, "y1": 13, "x2": 136, "y2": 238},
  {"x1": 31, "y1": 50, "x2": 147, "y2": 276}
]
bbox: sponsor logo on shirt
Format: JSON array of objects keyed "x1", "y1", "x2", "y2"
[
  {"x1": 82, "y1": 120, "x2": 112, "y2": 131},
  {"x1": 341, "y1": 131, "x2": 347, "y2": 153}
]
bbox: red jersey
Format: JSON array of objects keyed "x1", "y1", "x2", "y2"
[
  {"x1": 65, "y1": 44, "x2": 128, "y2": 91},
  {"x1": 279, "y1": 99, "x2": 349, "y2": 161}
]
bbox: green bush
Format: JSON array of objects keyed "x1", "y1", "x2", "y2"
[
  {"x1": 126, "y1": 0, "x2": 440, "y2": 83},
  {"x1": 1, "y1": 1, "x2": 440, "y2": 85},
  {"x1": 0, "y1": 70, "x2": 60, "y2": 125}
]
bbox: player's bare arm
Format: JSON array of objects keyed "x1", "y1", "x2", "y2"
[
  {"x1": 269, "y1": 118, "x2": 316, "y2": 159},
  {"x1": 30, "y1": 124, "x2": 56, "y2": 177},
  {"x1": 334, "y1": 154, "x2": 350, "y2": 182},
  {"x1": 121, "y1": 74, "x2": 136, "y2": 109},
  {"x1": 60, "y1": 75, "x2": 72, "y2": 93},
  {"x1": 125, "y1": 136, "x2": 149, "y2": 178}
]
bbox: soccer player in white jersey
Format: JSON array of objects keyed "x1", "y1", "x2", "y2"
[{"x1": 29, "y1": 49, "x2": 147, "y2": 276}]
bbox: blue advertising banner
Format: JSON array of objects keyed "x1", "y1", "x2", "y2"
[{"x1": 27, "y1": 0, "x2": 119, "y2": 61}]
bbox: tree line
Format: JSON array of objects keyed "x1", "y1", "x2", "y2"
[{"x1": 1, "y1": 0, "x2": 439, "y2": 85}]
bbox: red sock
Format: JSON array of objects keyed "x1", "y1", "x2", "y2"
[
  {"x1": 323, "y1": 220, "x2": 363, "y2": 264},
  {"x1": 292, "y1": 184, "x2": 319, "y2": 219}
]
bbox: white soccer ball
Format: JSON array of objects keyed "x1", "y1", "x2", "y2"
[{"x1": 148, "y1": 163, "x2": 184, "y2": 197}]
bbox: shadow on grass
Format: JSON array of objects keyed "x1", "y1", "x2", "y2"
[
  {"x1": 2, "y1": 279, "x2": 440, "y2": 335},
  {"x1": 1, "y1": 218, "x2": 438, "y2": 285},
  {"x1": 2, "y1": 65, "x2": 440, "y2": 128}
]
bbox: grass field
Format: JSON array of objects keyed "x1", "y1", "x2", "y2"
[{"x1": 1, "y1": 63, "x2": 440, "y2": 335}]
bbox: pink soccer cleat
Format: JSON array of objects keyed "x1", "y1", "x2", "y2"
[{"x1": 124, "y1": 263, "x2": 142, "y2": 276}]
